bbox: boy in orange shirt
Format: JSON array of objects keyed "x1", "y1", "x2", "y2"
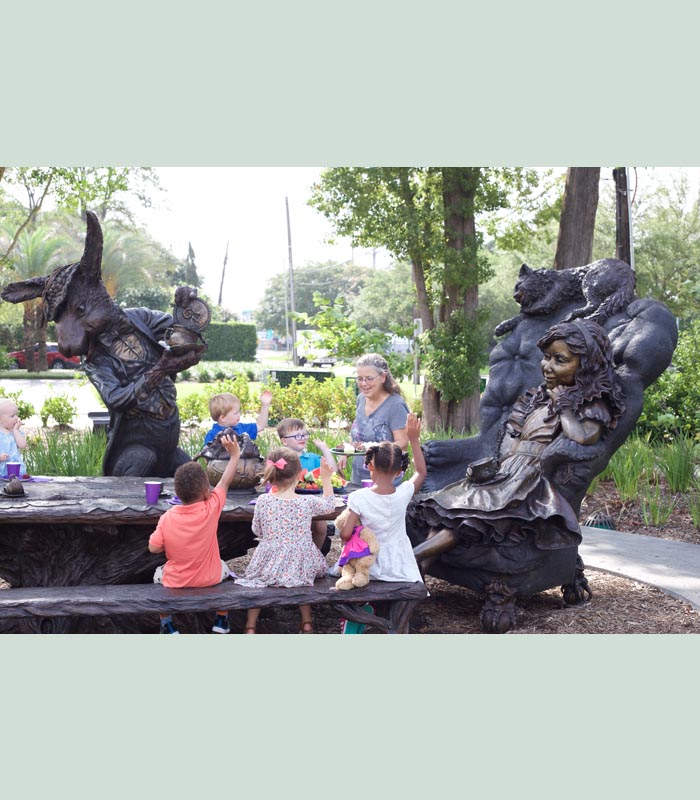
[{"x1": 148, "y1": 434, "x2": 240, "y2": 634}]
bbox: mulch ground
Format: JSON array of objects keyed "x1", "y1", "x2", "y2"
[
  {"x1": 3, "y1": 478, "x2": 699, "y2": 634},
  {"x1": 227, "y1": 477, "x2": 700, "y2": 635}
]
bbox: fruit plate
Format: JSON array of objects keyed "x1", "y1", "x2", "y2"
[{"x1": 331, "y1": 447, "x2": 365, "y2": 457}]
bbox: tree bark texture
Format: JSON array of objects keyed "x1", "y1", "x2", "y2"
[
  {"x1": 422, "y1": 167, "x2": 481, "y2": 434},
  {"x1": 553, "y1": 167, "x2": 601, "y2": 270}
]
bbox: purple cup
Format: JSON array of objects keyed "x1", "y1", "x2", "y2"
[
  {"x1": 6, "y1": 462, "x2": 21, "y2": 478},
  {"x1": 361, "y1": 479, "x2": 373, "y2": 488},
  {"x1": 144, "y1": 481, "x2": 163, "y2": 504}
]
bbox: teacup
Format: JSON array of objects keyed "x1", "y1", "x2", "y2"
[
  {"x1": 466, "y1": 457, "x2": 499, "y2": 483},
  {"x1": 144, "y1": 481, "x2": 163, "y2": 504}
]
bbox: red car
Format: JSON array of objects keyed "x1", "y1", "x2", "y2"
[{"x1": 7, "y1": 343, "x2": 82, "y2": 370}]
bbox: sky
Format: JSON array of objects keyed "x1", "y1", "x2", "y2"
[{"x1": 128, "y1": 167, "x2": 391, "y2": 318}]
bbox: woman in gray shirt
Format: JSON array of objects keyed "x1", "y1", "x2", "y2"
[{"x1": 343, "y1": 353, "x2": 410, "y2": 485}]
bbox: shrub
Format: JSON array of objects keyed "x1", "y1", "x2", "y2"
[
  {"x1": 202, "y1": 323, "x2": 257, "y2": 361},
  {"x1": 268, "y1": 376, "x2": 355, "y2": 429},
  {"x1": 0, "y1": 386, "x2": 36, "y2": 420},
  {"x1": 638, "y1": 319, "x2": 700, "y2": 439},
  {"x1": 40, "y1": 394, "x2": 77, "y2": 427},
  {"x1": 178, "y1": 392, "x2": 210, "y2": 427}
]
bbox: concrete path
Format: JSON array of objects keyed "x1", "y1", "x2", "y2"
[
  {"x1": 2, "y1": 378, "x2": 102, "y2": 430},
  {"x1": 580, "y1": 525, "x2": 700, "y2": 610}
]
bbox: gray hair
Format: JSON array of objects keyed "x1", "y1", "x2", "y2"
[{"x1": 356, "y1": 353, "x2": 402, "y2": 395}]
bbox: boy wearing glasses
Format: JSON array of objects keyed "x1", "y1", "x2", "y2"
[{"x1": 276, "y1": 417, "x2": 338, "y2": 551}]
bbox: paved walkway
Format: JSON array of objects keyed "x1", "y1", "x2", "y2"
[{"x1": 580, "y1": 525, "x2": 700, "y2": 610}]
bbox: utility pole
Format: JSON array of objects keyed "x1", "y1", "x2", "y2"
[
  {"x1": 285, "y1": 195, "x2": 298, "y2": 365},
  {"x1": 613, "y1": 167, "x2": 635, "y2": 270},
  {"x1": 218, "y1": 240, "x2": 229, "y2": 306},
  {"x1": 282, "y1": 259, "x2": 291, "y2": 362}
]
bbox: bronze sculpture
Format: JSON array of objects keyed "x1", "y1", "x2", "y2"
[
  {"x1": 408, "y1": 261, "x2": 678, "y2": 632},
  {"x1": 1, "y1": 211, "x2": 208, "y2": 478}
]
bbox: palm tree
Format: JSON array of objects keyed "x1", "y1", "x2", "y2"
[{"x1": 0, "y1": 223, "x2": 71, "y2": 370}]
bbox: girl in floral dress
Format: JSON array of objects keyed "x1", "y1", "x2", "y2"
[{"x1": 236, "y1": 447, "x2": 335, "y2": 633}]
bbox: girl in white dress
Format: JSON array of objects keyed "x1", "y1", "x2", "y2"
[{"x1": 338, "y1": 413, "x2": 426, "y2": 583}]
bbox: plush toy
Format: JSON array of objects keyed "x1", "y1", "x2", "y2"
[{"x1": 334, "y1": 508, "x2": 380, "y2": 590}]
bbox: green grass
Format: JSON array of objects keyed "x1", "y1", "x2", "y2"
[
  {"x1": 606, "y1": 436, "x2": 655, "y2": 502},
  {"x1": 0, "y1": 369, "x2": 81, "y2": 380},
  {"x1": 640, "y1": 480, "x2": 677, "y2": 526},
  {"x1": 655, "y1": 434, "x2": 697, "y2": 493},
  {"x1": 25, "y1": 429, "x2": 107, "y2": 476}
]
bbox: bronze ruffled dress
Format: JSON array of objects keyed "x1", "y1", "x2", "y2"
[{"x1": 414, "y1": 390, "x2": 611, "y2": 551}]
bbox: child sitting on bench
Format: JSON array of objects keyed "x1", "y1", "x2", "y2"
[{"x1": 148, "y1": 434, "x2": 240, "y2": 634}]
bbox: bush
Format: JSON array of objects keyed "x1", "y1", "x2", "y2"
[
  {"x1": 268, "y1": 376, "x2": 355, "y2": 428},
  {"x1": 0, "y1": 386, "x2": 36, "y2": 420},
  {"x1": 40, "y1": 394, "x2": 77, "y2": 427},
  {"x1": 202, "y1": 323, "x2": 257, "y2": 361},
  {"x1": 639, "y1": 319, "x2": 700, "y2": 439}
]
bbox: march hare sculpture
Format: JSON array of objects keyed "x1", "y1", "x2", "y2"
[
  {"x1": 407, "y1": 260, "x2": 677, "y2": 633},
  {"x1": 1, "y1": 211, "x2": 210, "y2": 478}
]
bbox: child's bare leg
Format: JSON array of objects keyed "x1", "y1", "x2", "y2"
[
  {"x1": 312, "y1": 520, "x2": 327, "y2": 551},
  {"x1": 299, "y1": 604, "x2": 313, "y2": 633},
  {"x1": 245, "y1": 608, "x2": 260, "y2": 633}
]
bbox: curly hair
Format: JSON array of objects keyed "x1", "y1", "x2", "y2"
[
  {"x1": 174, "y1": 461, "x2": 211, "y2": 504},
  {"x1": 364, "y1": 441, "x2": 409, "y2": 475},
  {"x1": 535, "y1": 319, "x2": 626, "y2": 427}
]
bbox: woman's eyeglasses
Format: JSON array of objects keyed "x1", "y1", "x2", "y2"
[
  {"x1": 283, "y1": 433, "x2": 309, "y2": 441},
  {"x1": 356, "y1": 375, "x2": 380, "y2": 384}
]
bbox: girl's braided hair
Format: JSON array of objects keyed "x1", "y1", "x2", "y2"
[{"x1": 364, "y1": 441, "x2": 409, "y2": 475}]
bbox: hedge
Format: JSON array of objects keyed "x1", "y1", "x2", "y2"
[{"x1": 201, "y1": 322, "x2": 257, "y2": 361}]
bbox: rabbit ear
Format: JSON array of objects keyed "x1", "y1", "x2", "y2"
[
  {"x1": 77, "y1": 210, "x2": 103, "y2": 281},
  {"x1": 1, "y1": 275, "x2": 48, "y2": 304}
]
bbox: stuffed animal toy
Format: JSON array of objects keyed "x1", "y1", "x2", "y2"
[{"x1": 334, "y1": 508, "x2": 380, "y2": 590}]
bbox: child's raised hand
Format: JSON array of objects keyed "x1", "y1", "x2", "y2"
[
  {"x1": 260, "y1": 389, "x2": 273, "y2": 407},
  {"x1": 406, "y1": 412, "x2": 421, "y2": 441},
  {"x1": 320, "y1": 457, "x2": 332, "y2": 477},
  {"x1": 220, "y1": 434, "x2": 241, "y2": 459}
]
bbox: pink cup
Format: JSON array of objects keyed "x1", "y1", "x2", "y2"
[
  {"x1": 144, "y1": 481, "x2": 163, "y2": 504},
  {"x1": 6, "y1": 462, "x2": 21, "y2": 478}
]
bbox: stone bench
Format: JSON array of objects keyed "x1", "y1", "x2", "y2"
[{"x1": 0, "y1": 576, "x2": 428, "y2": 634}]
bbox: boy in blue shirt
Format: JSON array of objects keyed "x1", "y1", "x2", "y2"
[
  {"x1": 276, "y1": 417, "x2": 338, "y2": 551},
  {"x1": 204, "y1": 390, "x2": 272, "y2": 445}
]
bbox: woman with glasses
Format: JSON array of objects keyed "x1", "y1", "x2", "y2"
[{"x1": 341, "y1": 353, "x2": 410, "y2": 487}]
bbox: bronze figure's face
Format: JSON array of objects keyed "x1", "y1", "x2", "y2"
[{"x1": 540, "y1": 339, "x2": 580, "y2": 389}]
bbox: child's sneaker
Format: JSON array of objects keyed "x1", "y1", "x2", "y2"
[
  {"x1": 212, "y1": 614, "x2": 230, "y2": 634},
  {"x1": 160, "y1": 620, "x2": 180, "y2": 634}
]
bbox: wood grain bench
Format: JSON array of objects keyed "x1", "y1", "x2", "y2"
[{"x1": 0, "y1": 576, "x2": 428, "y2": 634}]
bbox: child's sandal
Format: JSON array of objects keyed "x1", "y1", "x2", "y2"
[{"x1": 299, "y1": 621, "x2": 314, "y2": 634}]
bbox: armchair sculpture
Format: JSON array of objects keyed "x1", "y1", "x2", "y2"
[{"x1": 407, "y1": 260, "x2": 678, "y2": 632}]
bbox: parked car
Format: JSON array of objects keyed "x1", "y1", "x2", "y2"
[{"x1": 6, "y1": 343, "x2": 82, "y2": 370}]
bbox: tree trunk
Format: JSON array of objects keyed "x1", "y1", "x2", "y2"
[
  {"x1": 421, "y1": 168, "x2": 482, "y2": 434},
  {"x1": 553, "y1": 167, "x2": 600, "y2": 270},
  {"x1": 22, "y1": 300, "x2": 45, "y2": 373}
]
